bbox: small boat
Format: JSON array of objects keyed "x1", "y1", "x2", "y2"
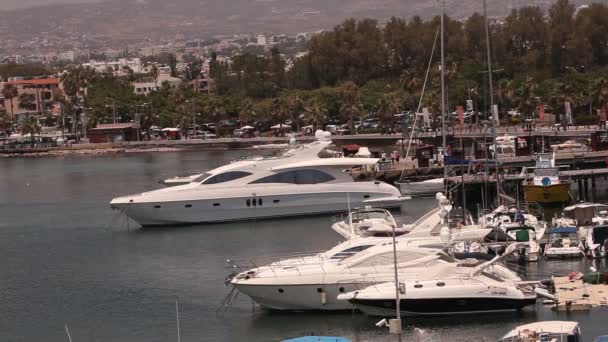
[
  {"x1": 553, "y1": 202, "x2": 608, "y2": 239},
  {"x1": 281, "y1": 337, "x2": 351, "y2": 342},
  {"x1": 543, "y1": 226, "x2": 584, "y2": 259},
  {"x1": 498, "y1": 321, "x2": 581, "y2": 342},
  {"x1": 551, "y1": 139, "x2": 589, "y2": 154},
  {"x1": 585, "y1": 224, "x2": 608, "y2": 258},
  {"x1": 522, "y1": 153, "x2": 570, "y2": 204},
  {"x1": 398, "y1": 178, "x2": 444, "y2": 197}
]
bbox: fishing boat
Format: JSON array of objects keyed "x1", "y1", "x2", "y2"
[
  {"x1": 498, "y1": 321, "x2": 581, "y2": 342},
  {"x1": 522, "y1": 153, "x2": 570, "y2": 203}
]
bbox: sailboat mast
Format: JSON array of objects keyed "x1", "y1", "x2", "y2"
[
  {"x1": 440, "y1": 0, "x2": 447, "y2": 182},
  {"x1": 483, "y1": 0, "x2": 500, "y2": 203}
]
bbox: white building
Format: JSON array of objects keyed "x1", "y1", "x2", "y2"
[
  {"x1": 60, "y1": 51, "x2": 75, "y2": 62},
  {"x1": 82, "y1": 58, "x2": 146, "y2": 76},
  {"x1": 257, "y1": 35, "x2": 267, "y2": 46},
  {"x1": 132, "y1": 73, "x2": 182, "y2": 96}
]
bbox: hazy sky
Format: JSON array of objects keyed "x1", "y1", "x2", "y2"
[{"x1": 1, "y1": 0, "x2": 100, "y2": 11}]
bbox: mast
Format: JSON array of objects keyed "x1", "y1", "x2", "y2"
[
  {"x1": 441, "y1": 0, "x2": 447, "y2": 183},
  {"x1": 483, "y1": 0, "x2": 500, "y2": 204}
]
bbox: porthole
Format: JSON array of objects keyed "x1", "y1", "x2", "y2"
[
  {"x1": 273, "y1": 199, "x2": 280, "y2": 203},
  {"x1": 363, "y1": 194, "x2": 370, "y2": 199},
  {"x1": 213, "y1": 203, "x2": 220, "y2": 207},
  {"x1": 185, "y1": 204, "x2": 192, "y2": 208},
  {"x1": 246, "y1": 199, "x2": 251, "y2": 207},
  {"x1": 339, "y1": 287, "x2": 345, "y2": 293},
  {"x1": 258, "y1": 198, "x2": 263, "y2": 206},
  {"x1": 436, "y1": 282, "x2": 446, "y2": 287},
  {"x1": 252, "y1": 199, "x2": 257, "y2": 207},
  {"x1": 414, "y1": 284, "x2": 423, "y2": 288},
  {"x1": 154, "y1": 205, "x2": 161, "y2": 209},
  {"x1": 316, "y1": 288, "x2": 323, "y2": 293},
  {"x1": 278, "y1": 288, "x2": 284, "y2": 293}
]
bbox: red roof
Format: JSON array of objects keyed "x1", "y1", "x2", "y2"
[
  {"x1": 5, "y1": 78, "x2": 60, "y2": 86},
  {"x1": 91, "y1": 123, "x2": 138, "y2": 130}
]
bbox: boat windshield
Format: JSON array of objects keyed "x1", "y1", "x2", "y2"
[
  {"x1": 328, "y1": 245, "x2": 374, "y2": 260},
  {"x1": 352, "y1": 210, "x2": 390, "y2": 223},
  {"x1": 592, "y1": 227, "x2": 608, "y2": 244},
  {"x1": 196, "y1": 171, "x2": 253, "y2": 184},
  {"x1": 192, "y1": 173, "x2": 212, "y2": 183}
]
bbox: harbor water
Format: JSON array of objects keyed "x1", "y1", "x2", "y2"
[{"x1": 1, "y1": 150, "x2": 608, "y2": 342}]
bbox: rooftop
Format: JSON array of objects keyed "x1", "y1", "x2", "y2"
[
  {"x1": 4, "y1": 78, "x2": 60, "y2": 86},
  {"x1": 91, "y1": 123, "x2": 138, "y2": 130}
]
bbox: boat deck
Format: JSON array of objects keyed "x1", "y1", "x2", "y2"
[{"x1": 553, "y1": 275, "x2": 608, "y2": 311}]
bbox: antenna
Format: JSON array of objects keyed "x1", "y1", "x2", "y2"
[
  {"x1": 176, "y1": 299, "x2": 181, "y2": 342},
  {"x1": 65, "y1": 324, "x2": 73, "y2": 342}
]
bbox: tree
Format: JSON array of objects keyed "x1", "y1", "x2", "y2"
[
  {"x1": 303, "y1": 98, "x2": 327, "y2": 131},
  {"x1": 0, "y1": 109, "x2": 11, "y2": 134},
  {"x1": 337, "y1": 81, "x2": 361, "y2": 134},
  {"x1": 202, "y1": 95, "x2": 227, "y2": 136},
  {"x1": 19, "y1": 115, "x2": 41, "y2": 136},
  {"x1": 18, "y1": 93, "x2": 36, "y2": 111},
  {"x1": 168, "y1": 54, "x2": 178, "y2": 77},
  {"x1": 2, "y1": 84, "x2": 18, "y2": 120},
  {"x1": 151, "y1": 64, "x2": 160, "y2": 87},
  {"x1": 549, "y1": 0, "x2": 575, "y2": 75}
]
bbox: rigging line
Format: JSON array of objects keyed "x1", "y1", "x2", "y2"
[{"x1": 399, "y1": 27, "x2": 441, "y2": 180}]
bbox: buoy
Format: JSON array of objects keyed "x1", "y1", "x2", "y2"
[{"x1": 320, "y1": 291, "x2": 327, "y2": 305}]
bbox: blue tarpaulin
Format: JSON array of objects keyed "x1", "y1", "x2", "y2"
[
  {"x1": 549, "y1": 226, "x2": 578, "y2": 234},
  {"x1": 282, "y1": 337, "x2": 352, "y2": 342}
]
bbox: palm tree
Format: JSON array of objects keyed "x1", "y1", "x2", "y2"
[
  {"x1": 0, "y1": 109, "x2": 11, "y2": 134},
  {"x1": 2, "y1": 84, "x2": 18, "y2": 121},
  {"x1": 286, "y1": 94, "x2": 303, "y2": 132},
  {"x1": 337, "y1": 81, "x2": 361, "y2": 134},
  {"x1": 20, "y1": 115, "x2": 41, "y2": 137},
  {"x1": 303, "y1": 99, "x2": 327, "y2": 131},
  {"x1": 238, "y1": 98, "x2": 255, "y2": 126},
  {"x1": 202, "y1": 95, "x2": 227, "y2": 137},
  {"x1": 151, "y1": 65, "x2": 160, "y2": 88},
  {"x1": 19, "y1": 93, "x2": 36, "y2": 111}
]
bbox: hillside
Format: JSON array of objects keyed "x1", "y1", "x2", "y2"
[{"x1": 0, "y1": 0, "x2": 588, "y2": 46}]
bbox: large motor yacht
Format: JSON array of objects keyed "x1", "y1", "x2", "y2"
[
  {"x1": 229, "y1": 205, "x2": 498, "y2": 311},
  {"x1": 110, "y1": 136, "x2": 408, "y2": 226}
]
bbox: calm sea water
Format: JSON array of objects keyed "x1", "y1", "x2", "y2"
[{"x1": 1, "y1": 150, "x2": 608, "y2": 342}]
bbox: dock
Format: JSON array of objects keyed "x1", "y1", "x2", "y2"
[{"x1": 552, "y1": 275, "x2": 608, "y2": 311}]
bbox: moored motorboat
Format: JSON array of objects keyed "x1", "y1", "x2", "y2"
[
  {"x1": 338, "y1": 244, "x2": 538, "y2": 316},
  {"x1": 543, "y1": 226, "x2": 584, "y2": 259},
  {"x1": 110, "y1": 136, "x2": 408, "y2": 226},
  {"x1": 498, "y1": 321, "x2": 581, "y2": 342},
  {"x1": 522, "y1": 153, "x2": 570, "y2": 204}
]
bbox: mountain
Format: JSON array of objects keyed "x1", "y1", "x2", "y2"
[{"x1": 0, "y1": 0, "x2": 586, "y2": 50}]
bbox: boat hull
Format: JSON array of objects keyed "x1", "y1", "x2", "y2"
[
  {"x1": 349, "y1": 296, "x2": 537, "y2": 316},
  {"x1": 111, "y1": 191, "x2": 406, "y2": 226},
  {"x1": 232, "y1": 283, "x2": 368, "y2": 311},
  {"x1": 524, "y1": 183, "x2": 570, "y2": 203},
  {"x1": 398, "y1": 180, "x2": 444, "y2": 197}
]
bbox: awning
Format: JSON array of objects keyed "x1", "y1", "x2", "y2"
[{"x1": 342, "y1": 144, "x2": 360, "y2": 152}]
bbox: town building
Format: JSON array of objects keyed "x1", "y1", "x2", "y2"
[
  {"x1": 131, "y1": 73, "x2": 182, "y2": 96},
  {"x1": 88, "y1": 123, "x2": 139, "y2": 143},
  {"x1": 0, "y1": 78, "x2": 63, "y2": 120},
  {"x1": 82, "y1": 58, "x2": 147, "y2": 76}
]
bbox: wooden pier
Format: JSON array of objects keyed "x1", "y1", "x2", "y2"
[{"x1": 552, "y1": 275, "x2": 608, "y2": 311}]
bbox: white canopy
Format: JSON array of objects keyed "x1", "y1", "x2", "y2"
[
  {"x1": 271, "y1": 123, "x2": 290, "y2": 129},
  {"x1": 240, "y1": 125, "x2": 255, "y2": 130},
  {"x1": 161, "y1": 127, "x2": 180, "y2": 132},
  {"x1": 564, "y1": 203, "x2": 608, "y2": 211}
]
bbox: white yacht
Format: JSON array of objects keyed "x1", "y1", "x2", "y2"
[
  {"x1": 110, "y1": 137, "x2": 408, "y2": 226},
  {"x1": 499, "y1": 321, "x2": 581, "y2": 342},
  {"x1": 229, "y1": 204, "x2": 495, "y2": 311},
  {"x1": 337, "y1": 244, "x2": 538, "y2": 316}
]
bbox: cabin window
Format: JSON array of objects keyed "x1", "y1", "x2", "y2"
[
  {"x1": 250, "y1": 169, "x2": 335, "y2": 185},
  {"x1": 353, "y1": 251, "x2": 428, "y2": 268},
  {"x1": 329, "y1": 245, "x2": 374, "y2": 260},
  {"x1": 202, "y1": 171, "x2": 252, "y2": 184}
]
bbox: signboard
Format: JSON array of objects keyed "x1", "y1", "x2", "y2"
[
  {"x1": 466, "y1": 99, "x2": 474, "y2": 112},
  {"x1": 457, "y1": 105, "x2": 464, "y2": 128},
  {"x1": 422, "y1": 107, "x2": 430, "y2": 128},
  {"x1": 564, "y1": 101, "x2": 573, "y2": 125},
  {"x1": 492, "y1": 105, "x2": 499, "y2": 126},
  {"x1": 538, "y1": 104, "x2": 545, "y2": 121}
]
